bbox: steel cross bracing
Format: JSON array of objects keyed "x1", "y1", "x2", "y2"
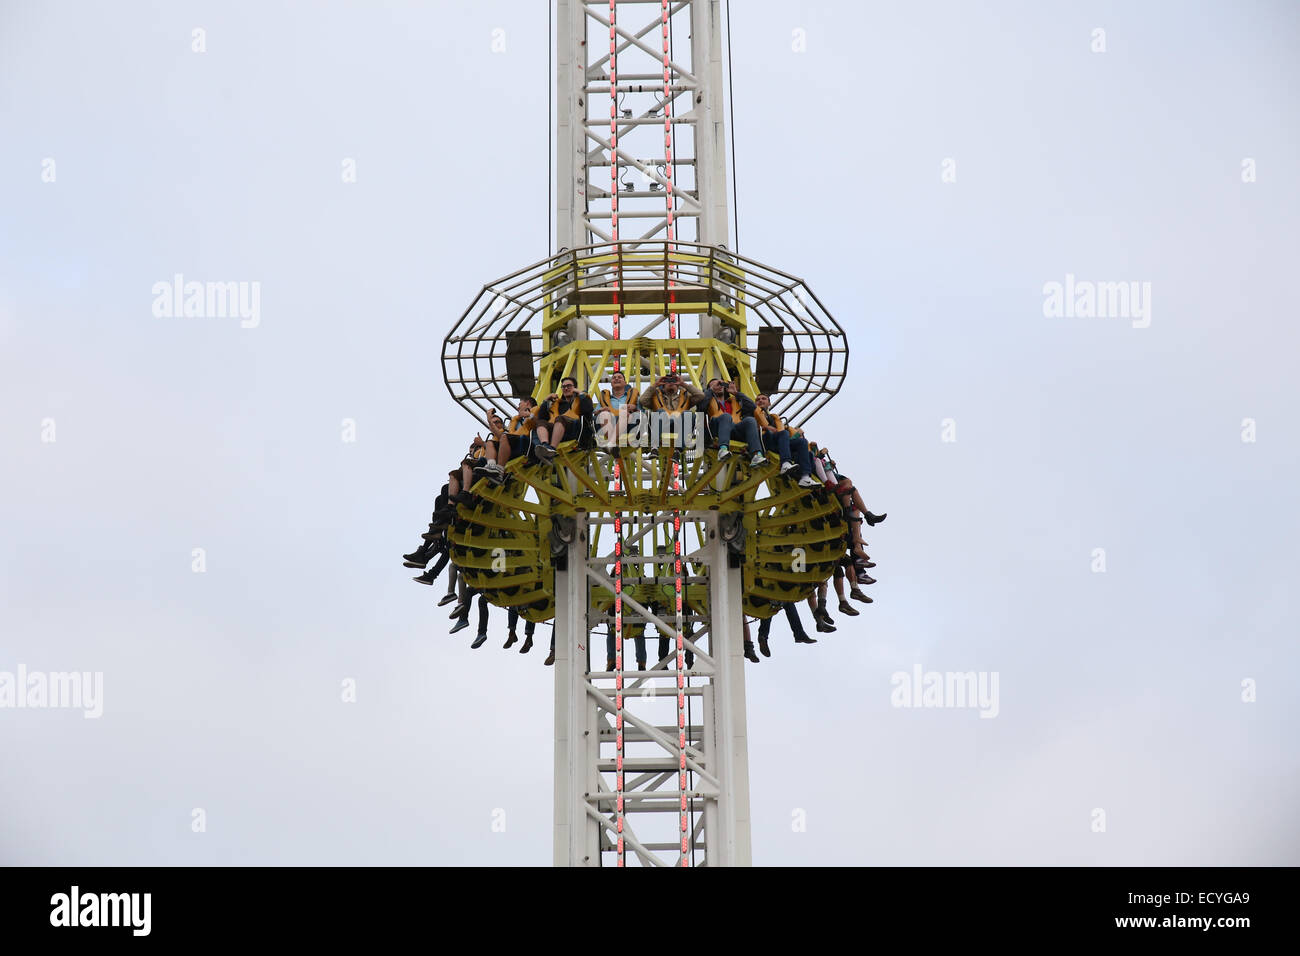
[
  {"x1": 556, "y1": 0, "x2": 730, "y2": 255},
  {"x1": 553, "y1": 510, "x2": 751, "y2": 866}
]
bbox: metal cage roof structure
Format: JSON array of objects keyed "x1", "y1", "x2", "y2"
[{"x1": 442, "y1": 240, "x2": 848, "y2": 428}]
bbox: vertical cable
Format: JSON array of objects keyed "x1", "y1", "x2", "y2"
[
  {"x1": 548, "y1": 0, "x2": 552, "y2": 257},
  {"x1": 725, "y1": 0, "x2": 739, "y2": 252}
]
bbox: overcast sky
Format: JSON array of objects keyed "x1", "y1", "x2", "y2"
[{"x1": 2, "y1": 0, "x2": 1297, "y2": 865}]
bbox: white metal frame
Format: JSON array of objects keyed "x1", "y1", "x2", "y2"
[
  {"x1": 553, "y1": 510, "x2": 751, "y2": 866},
  {"x1": 556, "y1": 0, "x2": 731, "y2": 253},
  {"x1": 550, "y1": 1, "x2": 752, "y2": 866}
]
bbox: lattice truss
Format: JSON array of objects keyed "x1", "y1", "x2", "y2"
[
  {"x1": 581, "y1": 514, "x2": 716, "y2": 866},
  {"x1": 567, "y1": 0, "x2": 703, "y2": 249}
]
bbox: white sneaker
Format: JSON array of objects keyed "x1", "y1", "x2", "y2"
[
  {"x1": 716, "y1": 446, "x2": 731, "y2": 461},
  {"x1": 798, "y1": 474, "x2": 820, "y2": 488},
  {"x1": 749, "y1": 452, "x2": 767, "y2": 468},
  {"x1": 780, "y1": 461, "x2": 796, "y2": 475}
]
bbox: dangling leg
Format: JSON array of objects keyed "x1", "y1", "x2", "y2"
[
  {"x1": 757, "y1": 613, "x2": 773, "y2": 658},
  {"x1": 505, "y1": 607, "x2": 520, "y2": 649},
  {"x1": 835, "y1": 564, "x2": 859, "y2": 616},
  {"x1": 470, "y1": 593, "x2": 490, "y2": 648}
]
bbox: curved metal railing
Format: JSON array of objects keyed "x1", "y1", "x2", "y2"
[{"x1": 441, "y1": 241, "x2": 848, "y2": 428}]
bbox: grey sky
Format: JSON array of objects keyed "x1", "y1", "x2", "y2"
[{"x1": 1, "y1": 0, "x2": 1297, "y2": 865}]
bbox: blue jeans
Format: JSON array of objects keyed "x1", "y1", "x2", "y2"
[
  {"x1": 789, "y1": 434, "x2": 813, "y2": 476},
  {"x1": 762, "y1": 429, "x2": 791, "y2": 461},
  {"x1": 712, "y1": 414, "x2": 763, "y2": 455}
]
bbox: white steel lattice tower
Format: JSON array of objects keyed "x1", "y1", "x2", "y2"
[
  {"x1": 439, "y1": 0, "x2": 848, "y2": 867},
  {"x1": 553, "y1": 0, "x2": 748, "y2": 867}
]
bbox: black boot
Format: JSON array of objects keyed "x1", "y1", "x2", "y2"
[
  {"x1": 744, "y1": 641, "x2": 760, "y2": 663},
  {"x1": 864, "y1": 511, "x2": 887, "y2": 526},
  {"x1": 818, "y1": 599, "x2": 834, "y2": 626}
]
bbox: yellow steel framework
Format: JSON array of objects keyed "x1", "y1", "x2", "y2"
[{"x1": 441, "y1": 241, "x2": 849, "y2": 622}]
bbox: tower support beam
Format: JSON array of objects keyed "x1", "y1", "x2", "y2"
[{"x1": 553, "y1": 509, "x2": 751, "y2": 866}]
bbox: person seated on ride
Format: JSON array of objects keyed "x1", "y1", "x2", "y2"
[
  {"x1": 754, "y1": 394, "x2": 820, "y2": 488},
  {"x1": 808, "y1": 444, "x2": 885, "y2": 586},
  {"x1": 493, "y1": 396, "x2": 553, "y2": 467},
  {"x1": 473, "y1": 416, "x2": 510, "y2": 486},
  {"x1": 701, "y1": 377, "x2": 766, "y2": 467},
  {"x1": 638, "y1": 372, "x2": 701, "y2": 414},
  {"x1": 403, "y1": 482, "x2": 452, "y2": 567},
  {"x1": 811, "y1": 445, "x2": 886, "y2": 527},
  {"x1": 755, "y1": 601, "x2": 818, "y2": 657},
  {"x1": 595, "y1": 369, "x2": 640, "y2": 448},
  {"x1": 638, "y1": 372, "x2": 703, "y2": 449},
  {"x1": 449, "y1": 433, "x2": 491, "y2": 501},
  {"x1": 539, "y1": 376, "x2": 597, "y2": 450}
]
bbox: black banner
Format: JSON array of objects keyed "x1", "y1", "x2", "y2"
[{"x1": 0, "y1": 866, "x2": 1286, "y2": 942}]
